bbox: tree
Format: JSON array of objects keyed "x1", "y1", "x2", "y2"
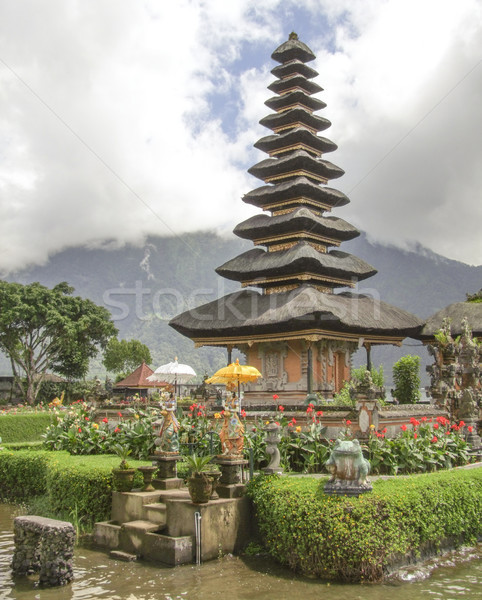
[
  {"x1": 102, "y1": 338, "x2": 152, "y2": 375},
  {"x1": 392, "y1": 355, "x2": 421, "y2": 404},
  {"x1": 0, "y1": 281, "x2": 117, "y2": 404}
]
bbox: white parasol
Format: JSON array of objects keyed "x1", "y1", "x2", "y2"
[{"x1": 147, "y1": 358, "x2": 196, "y2": 397}]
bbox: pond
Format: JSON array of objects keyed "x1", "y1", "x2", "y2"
[{"x1": 0, "y1": 503, "x2": 480, "y2": 600}]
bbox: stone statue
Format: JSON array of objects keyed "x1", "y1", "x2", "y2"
[
  {"x1": 324, "y1": 439, "x2": 372, "y2": 496},
  {"x1": 218, "y1": 393, "x2": 244, "y2": 457},
  {"x1": 154, "y1": 399, "x2": 180, "y2": 454}
]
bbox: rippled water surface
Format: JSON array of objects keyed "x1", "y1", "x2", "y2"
[{"x1": 0, "y1": 504, "x2": 480, "y2": 600}]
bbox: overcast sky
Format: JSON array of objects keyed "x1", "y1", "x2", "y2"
[{"x1": 0, "y1": 0, "x2": 481, "y2": 274}]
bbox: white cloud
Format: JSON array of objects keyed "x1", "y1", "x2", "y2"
[{"x1": 0, "y1": 0, "x2": 480, "y2": 272}]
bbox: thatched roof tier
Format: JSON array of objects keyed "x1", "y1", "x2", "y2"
[
  {"x1": 243, "y1": 177, "x2": 349, "y2": 212},
  {"x1": 271, "y1": 60, "x2": 319, "y2": 80},
  {"x1": 417, "y1": 301, "x2": 482, "y2": 340},
  {"x1": 233, "y1": 209, "x2": 359, "y2": 246},
  {"x1": 259, "y1": 108, "x2": 331, "y2": 135},
  {"x1": 265, "y1": 91, "x2": 326, "y2": 113},
  {"x1": 169, "y1": 285, "x2": 422, "y2": 344},
  {"x1": 271, "y1": 35, "x2": 316, "y2": 63},
  {"x1": 254, "y1": 129, "x2": 337, "y2": 157},
  {"x1": 248, "y1": 150, "x2": 344, "y2": 184},
  {"x1": 216, "y1": 243, "x2": 376, "y2": 288},
  {"x1": 268, "y1": 74, "x2": 323, "y2": 96}
]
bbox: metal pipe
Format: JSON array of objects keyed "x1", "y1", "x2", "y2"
[{"x1": 194, "y1": 511, "x2": 202, "y2": 565}]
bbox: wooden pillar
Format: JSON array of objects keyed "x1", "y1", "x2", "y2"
[
  {"x1": 227, "y1": 345, "x2": 233, "y2": 366},
  {"x1": 364, "y1": 342, "x2": 372, "y2": 372},
  {"x1": 307, "y1": 344, "x2": 313, "y2": 394}
]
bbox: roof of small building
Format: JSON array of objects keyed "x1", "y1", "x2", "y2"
[
  {"x1": 417, "y1": 301, "x2": 482, "y2": 339},
  {"x1": 114, "y1": 362, "x2": 167, "y2": 389}
]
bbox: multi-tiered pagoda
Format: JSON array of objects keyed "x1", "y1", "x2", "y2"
[{"x1": 170, "y1": 33, "x2": 421, "y2": 402}]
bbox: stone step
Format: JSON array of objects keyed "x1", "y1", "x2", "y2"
[
  {"x1": 143, "y1": 531, "x2": 194, "y2": 566},
  {"x1": 143, "y1": 503, "x2": 167, "y2": 526},
  {"x1": 109, "y1": 550, "x2": 137, "y2": 562},
  {"x1": 121, "y1": 520, "x2": 160, "y2": 533},
  {"x1": 119, "y1": 520, "x2": 161, "y2": 555},
  {"x1": 93, "y1": 521, "x2": 121, "y2": 549}
]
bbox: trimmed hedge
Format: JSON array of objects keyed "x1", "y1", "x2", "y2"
[
  {"x1": 0, "y1": 450, "x2": 148, "y2": 528},
  {"x1": 247, "y1": 468, "x2": 482, "y2": 583},
  {"x1": 0, "y1": 413, "x2": 53, "y2": 443}
]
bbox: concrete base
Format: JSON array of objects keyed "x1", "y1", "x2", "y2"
[
  {"x1": 153, "y1": 477, "x2": 184, "y2": 490},
  {"x1": 93, "y1": 487, "x2": 253, "y2": 566},
  {"x1": 217, "y1": 483, "x2": 246, "y2": 498}
]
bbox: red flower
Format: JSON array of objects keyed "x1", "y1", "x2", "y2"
[
  {"x1": 197, "y1": 411, "x2": 203, "y2": 417},
  {"x1": 117, "y1": 412, "x2": 122, "y2": 417},
  {"x1": 288, "y1": 422, "x2": 293, "y2": 427},
  {"x1": 400, "y1": 424, "x2": 407, "y2": 431},
  {"x1": 433, "y1": 423, "x2": 439, "y2": 429},
  {"x1": 316, "y1": 410, "x2": 323, "y2": 417},
  {"x1": 272, "y1": 394, "x2": 279, "y2": 400},
  {"x1": 431, "y1": 435, "x2": 438, "y2": 443},
  {"x1": 414, "y1": 433, "x2": 418, "y2": 439},
  {"x1": 252, "y1": 427, "x2": 256, "y2": 432},
  {"x1": 275, "y1": 421, "x2": 279, "y2": 426},
  {"x1": 241, "y1": 409, "x2": 246, "y2": 418},
  {"x1": 306, "y1": 406, "x2": 313, "y2": 413},
  {"x1": 445, "y1": 430, "x2": 451, "y2": 435},
  {"x1": 278, "y1": 405, "x2": 285, "y2": 412},
  {"x1": 458, "y1": 420, "x2": 465, "y2": 428},
  {"x1": 382, "y1": 427, "x2": 387, "y2": 434},
  {"x1": 85, "y1": 416, "x2": 89, "y2": 421},
  {"x1": 421, "y1": 416, "x2": 427, "y2": 422},
  {"x1": 291, "y1": 418, "x2": 297, "y2": 424},
  {"x1": 78, "y1": 427, "x2": 82, "y2": 433},
  {"x1": 114, "y1": 427, "x2": 120, "y2": 433},
  {"x1": 102, "y1": 417, "x2": 108, "y2": 423},
  {"x1": 346, "y1": 419, "x2": 352, "y2": 426},
  {"x1": 188, "y1": 413, "x2": 193, "y2": 418},
  {"x1": 468, "y1": 425, "x2": 473, "y2": 433}
]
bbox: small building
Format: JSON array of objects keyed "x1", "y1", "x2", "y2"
[{"x1": 114, "y1": 362, "x2": 168, "y2": 398}]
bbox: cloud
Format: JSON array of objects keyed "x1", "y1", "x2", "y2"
[{"x1": 0, "y1": 0, "x2": 480, "y2": 273}]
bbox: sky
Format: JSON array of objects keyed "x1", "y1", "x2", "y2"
[{"x1": 0, "y1": 0, "x2": 481, "y2": 274}]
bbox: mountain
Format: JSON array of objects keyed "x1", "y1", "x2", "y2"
[{"x1": 4, "y1": 231, "x2": 481, "y2": 385}]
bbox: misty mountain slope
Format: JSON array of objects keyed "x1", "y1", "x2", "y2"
[{"x1": 4, "y1": 231, "x2": 481, "y2": 383}]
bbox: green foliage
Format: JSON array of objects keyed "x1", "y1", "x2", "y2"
[
  {"x1": 184, "y1": 453, "x2": 213, "y2": 474},
  {"x1": 102, "y1": 338, "x2": 152, "y2": 375},
  {"x1": 392, "y1": 355, "x2": 421, "y2": 404},
  {"x1": 0, "y1": 280, "x2": 117, "y2": 404},
  {"x1": 0, "y1": 412, "x2": 53, "y2": 442},
  {"x1": 247, "y1": 468, "x2": 482, "y2": 582},
  {"x1": 0, "y1": 449, "x2": 147, "y2": 529},
  {"x1": 366, "y1": 417, "x2": 471, "y2": 474},
  {"x1": 329, "y1": 365, "x2": 385, "y2": 406}
]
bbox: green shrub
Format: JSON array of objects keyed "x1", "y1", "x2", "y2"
[
  {"x1": 0, "y1": 413, "x2": 53, "y2": 442},
  {"x1": 3, "y1": 441, "x2": 44, "y2": 451},
  {"x1": 0, "y1": 449, "x2": 148, "y2": 529},
  {"x1": 392, "y1": 355, "x2": 421, "y2": 404},
  {"x1": 247, "y1": 468, "x2": 482, "y2": 583},
  {"x1": 0, "y1": 450, "x2": 52, "y2": 500}
]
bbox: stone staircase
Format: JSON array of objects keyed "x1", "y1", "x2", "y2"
[{"x1": 93, "y1": 487, "x2": 252, "y2": 566}]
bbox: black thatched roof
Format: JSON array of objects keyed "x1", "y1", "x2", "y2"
[
  {"x1": 216, "y1": 243, "x2": 376, "y2": 285},
  {"x1": 254, "y1": 128, "x2": 337, "y2": 156},
  {"x1": 233, "y1": 208, "x2": 359, "y2": 244},
  {"x1": 259, "y1": 108, "x2": 331, "y2": 134},
  {"x1": 271, "y1": 36, "x2": 316, "y2": 63},
  {"x1": 249, "y1": 150, "x2": 344, "y2": 183},
  {"x1": 417, "y1": 301, "x2": 482, "y2": 339},
  {"x1": 242, "y1": 176, "x2": 349, "y2": 210},
  {"x1": 169, "y1": 285, "x2": 422, "y2": 341},
  {"x1": 265, "y1": 91, "x2": 326, "y2": 113},
  {"x1": 271, "y1": 60, "x2": 319, "y2": 80},
  {"x1": 268, "y1": 75, "x2": 323, "y2": 96}
]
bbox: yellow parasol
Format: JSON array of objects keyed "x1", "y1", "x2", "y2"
[{"x1": 205, "y1": 358, "x2": 262, "y2": 399}]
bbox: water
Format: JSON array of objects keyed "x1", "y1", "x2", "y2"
[{"x1": 0, "y1": 504, "x2": 480, "y2": 600}]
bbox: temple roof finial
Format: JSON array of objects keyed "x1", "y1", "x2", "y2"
[{"x1": 289, "y1": 31, "x2": 298, "y2": 40}]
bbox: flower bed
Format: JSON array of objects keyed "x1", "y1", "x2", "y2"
[{"x1": 247, "y1": 467, "x2": 482, "y2": 582}]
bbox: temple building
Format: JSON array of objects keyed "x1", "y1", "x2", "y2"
[{"x1": 170, "y1": 33, "x2": 421, "y2": 403}]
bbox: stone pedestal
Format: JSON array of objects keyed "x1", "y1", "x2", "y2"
[
  {"x1": 262, "y1": 422, "x2": 283, "y2": 475},
  {"x1": 215, "y1": 457, "x2": 247, "y2": 498},
  {"x1": 150, "y1": 454, "x2": 184, "y2": 490}
]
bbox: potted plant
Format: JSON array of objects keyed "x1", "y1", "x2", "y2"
[
  {"x1": 112, "y1": 443, "x2": 137, "y2": 492},
  {"x1": 185, "y1": 454, "x2": 214, "y2": 503}
]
